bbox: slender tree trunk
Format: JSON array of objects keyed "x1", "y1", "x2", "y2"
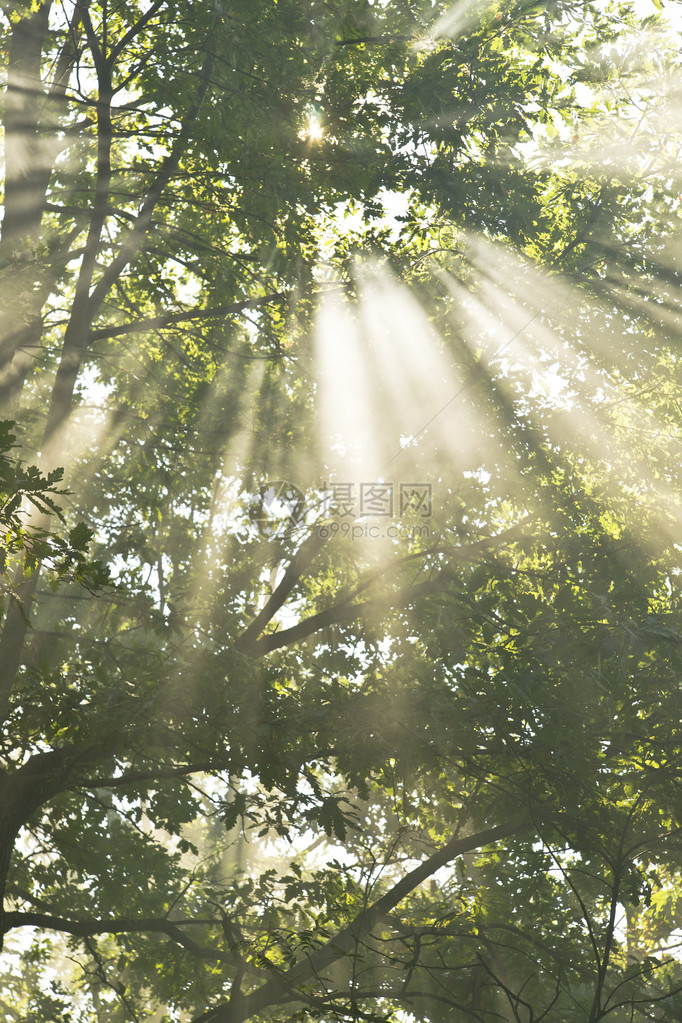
[
  {"x1": 2, "y1": 2, "x2": 52, "y2": 247},
  {"x1": 0, "y1": 3, "x2": 52, "y2": 391}
]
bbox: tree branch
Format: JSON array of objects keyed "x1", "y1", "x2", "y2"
[
  {"x1": 47, "y1": 0, "x2": 86, "y2": 98},
  {"x1": 89, "y1": 293, "x2": 285, "y2": 342},
  {"x1": 44, "y1": 42, "x2": 216, "y2": 441},
  {"x1": 2, "y1": 910, "x2": 230, "y2": 963},
  {"x1": 79, "y1": 761, "x2": 230, "y2": 789},
  {"x1": 86, "y1": 46, "x2": 215, "y2": 316},
  {"x1": 235, "y1": 531, "x2": 327, "y2": 653},
  {"x1": 335, "y1": 34, "x2": 412, "y2": 47},
  {"x1": 194, "y1": 817, "x2": 530, "y2": 1023},
  {"x1": 42, "y1": 4, "x2": 115, "y2": 445},
  {"x1": 108, "y1": 0, "x2": 167, "y2": 67},
  {"x1": 241, "y1": 592, "x2": 392, "y2": 655},
  {"x1": 237, "y1": 519, "x2": 535, "y2": 656}
]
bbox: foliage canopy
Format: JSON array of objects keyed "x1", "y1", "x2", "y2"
[{"x1": 1, "y1": 1, "x2": 682, "y2": 1021}]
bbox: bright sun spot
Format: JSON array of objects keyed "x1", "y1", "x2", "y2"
[{"x1": 305, "y1": 111, "x2": 324, "y2": 142}]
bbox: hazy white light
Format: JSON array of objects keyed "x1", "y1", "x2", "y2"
[
  {"x1": 357, "y1": 265, "x2": 491, "y2": 474},
  {"x1": 315, "y1": 290, "x2": 381, "y2": 479},
  {"x1": 416, "y1": 0, "x2": 489, "y2": 46}
]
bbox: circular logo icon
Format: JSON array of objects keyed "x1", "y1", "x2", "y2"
[{"x1": 249, "y1": 480, "x2": 306, "y2": 536}]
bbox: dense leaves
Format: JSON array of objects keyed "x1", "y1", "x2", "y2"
[{"x1": 1, "y1": 1, "x2": 681, "y2": 1021}]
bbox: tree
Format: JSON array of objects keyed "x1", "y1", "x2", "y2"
[{"x1": 1, "y1": 0, "x2": 682, "y2": 1020}]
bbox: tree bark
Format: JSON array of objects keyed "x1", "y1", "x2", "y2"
[{"x1": 0, "y1": 749, "x2": 72, "y2": 951}]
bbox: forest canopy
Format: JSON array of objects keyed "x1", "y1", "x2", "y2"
[{"x1": 1, "y1": 1, "x2": 682, "y2": 1021}]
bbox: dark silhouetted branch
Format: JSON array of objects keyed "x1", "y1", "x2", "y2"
[{"x1": 193, "y1": 817, "x2": 529, "y2": 1023}]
